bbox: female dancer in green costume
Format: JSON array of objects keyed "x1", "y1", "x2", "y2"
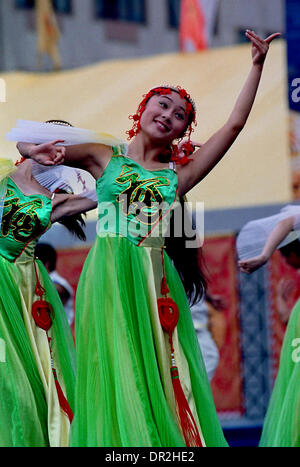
[
  {"x1": 19, "y1": 30, "x2": 279, "y2": 447},
  {"x1": 238, "y1": 207, "x2": 300, "y2": 447},
  {"x1": 0, "y1": 157, "x2": 96, "y2": 447}
]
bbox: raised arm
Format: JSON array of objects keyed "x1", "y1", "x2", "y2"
[
  {"x1": 238, "y1": 216, "x2": 294, "y2": 274},
  {"x1": 17, "y1": 140, "x2": 112, "y2": 179},
  {"x1": 178, "y1": 31, "x2": 280, "y2": 196}
]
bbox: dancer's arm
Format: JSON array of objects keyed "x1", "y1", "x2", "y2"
[
  {"x1": 178, "y1": 31, "x2": 280, "y2": 196},
  {"x1": 17, "y1": 140, "x2": 112, "y2": 179},
  {"x1": 238, "y1": 216, "x2": 294, "y2": 274},
  {"x1": 50, "y1": 192, "x2": 97, "y2": 223},
  {"x1": 17, "y1": 140, "x2": 66, "y2": 166}
]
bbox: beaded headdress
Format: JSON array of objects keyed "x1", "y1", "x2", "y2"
[{"x1": 127, "y1": 85, "x2": 197, "y2": 165}]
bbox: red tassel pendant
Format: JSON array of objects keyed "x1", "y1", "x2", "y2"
[
  {"x1": 32, "y1": 261, "x2": 74, "y2": 424},
  {"x1": 32, "y1": 300, "x2": 53, "y2": 331},
  {"x1": 32, "y1": 261, "x2": 54, "y2": 331},
  {"x1": 157, "y1": 251, "x2": 203, "y2": 447},
  {"x1": 52, "y1": 368, "x2": 74, "y2": 423},
  {"x1": 170, "y1": 354, "x2": 202, "y2": 447},
  {"x1": 161, "y1": 277, "x2": 170, "y2": 296}
]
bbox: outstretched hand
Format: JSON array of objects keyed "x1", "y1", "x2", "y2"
[
  {"x1": 245, "y1": 30, "x2": 281, "y2": 66},
  {"x1": 29, "y1": 139, "x2": 66, "y2": 166},
  {"x1": 238, "y1": 254, "x2": 268, "y2": 274}
]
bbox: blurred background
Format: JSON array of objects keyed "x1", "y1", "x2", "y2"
[{"x1": 1, "y1": 0, "x2": 300, "y2": 447}]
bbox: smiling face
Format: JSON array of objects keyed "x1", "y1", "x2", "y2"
[{"x1": 139, "y1": 91, "x2": 190, "y2": 144}]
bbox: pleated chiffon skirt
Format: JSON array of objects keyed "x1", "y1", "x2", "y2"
[
  {"x1": 0, "y1": 255, "x2": 75, "y2": 447},
  {"x1": 71, "y1": 235, "x2": 227, "y2": 447}
]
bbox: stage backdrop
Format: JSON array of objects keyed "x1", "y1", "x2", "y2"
[{"x1": 202, "y1": 235, "x2": 243, "y2": 416}]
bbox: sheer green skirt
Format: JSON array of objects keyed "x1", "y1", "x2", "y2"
[
  {"x1": 71, "y1": 235, "x2": 227, "y2": 447},
  {"x1": 259, "y1": 299, "x2": 300, "y2": 447},
  {"x1": 0, "y1": 254, "x2": 75, "y2": 447}
]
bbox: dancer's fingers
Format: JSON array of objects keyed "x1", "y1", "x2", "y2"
[
  {"x1": 238, "y1": 259, "x2": 257, "y2": 274},
  {"x1": 50, "y1": 139, "x2": 65, "y2": 146},
  {"x1": 51, "y1": 145, "x2": 65, "y2": 164},
  {"x1": 246, "y1": 30, "x2": 264, "y2": 44},
  {"x1": 53, "y1": 153, "x2": 65, "y2": 164},
  {"x1": 240, "y1": 267, "x2": 250, "y2": 274},
  {"x1": 246, "y1": 31, "x2": 265, "y2": 50},
  {"x1": 246, "y1": 29, "x2": 281, "y2": 45},
  {"x1": 265, "y1": 32, "x2": 281, "y2": 44},
  {"x1": 56, "y1": 146, "x2": 66, "y2": 156}
]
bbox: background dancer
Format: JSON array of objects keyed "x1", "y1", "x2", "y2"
[
  {"x1": 0, "y1": 155, "x2": 95, "y2": 447},
  {"x1": 238, "y1": 206, "x2": 300, "y2": 446}
]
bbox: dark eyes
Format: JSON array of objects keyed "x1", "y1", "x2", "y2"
[{"x1": 159, "y1": 101, "x2": 185, "y2": 120}]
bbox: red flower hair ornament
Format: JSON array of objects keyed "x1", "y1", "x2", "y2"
[{"x1": 127, "y1": 85, "x2": 197, "y2": 166}]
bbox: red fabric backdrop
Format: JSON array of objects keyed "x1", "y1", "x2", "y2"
[
  {"x1": 202, "y1": 235, "x2": 243, "y2": 415},
  {"x1": 268, "y1": 251, "x2": 300, "y2": 380}
]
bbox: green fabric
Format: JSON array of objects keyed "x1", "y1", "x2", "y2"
[
  {"x1": 0, "y1": 178, "x2": 75, "y2": 447},
  {"x1": 0, "y1": 258, "x2": 76, "y2": 447},
  {"x1": 38, "y1": 261, "x2": 76, "y2": 416},
  {"x1": 259, "y1": 299, "x2": 300, "y2": 447},
  {"x1": 97, "y1": 155, "x2": 178, "y2": 246},
  {"x1": 71, "y1": 154, "x2": 228, "y2": 447},
  {"x1": 0, "y1": 256, "x2": 49, "y2": 447},
  {"x1": 0, "y1": 178, "x2": 52, "y2": 262}
]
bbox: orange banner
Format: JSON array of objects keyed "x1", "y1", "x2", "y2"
[{"x1": 180, "y1": 0, "x2": 208, "y2": 52}]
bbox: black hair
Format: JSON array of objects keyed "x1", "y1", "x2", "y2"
[
  {"x1": 35, "y1": 243, "x2": 57, "y2": 271},
  {"x1": 279, "y1": 239, "x2": 300, "y2": 257},
  {"x1": 165, "y1": 197, "x2": 208, "y2": 305},
  {"x1": 45, "y1": 120, "x2": 73, "y2": 127},
  {"x1": 55, "y1": 189, "x2": 87, "y2": 241}
]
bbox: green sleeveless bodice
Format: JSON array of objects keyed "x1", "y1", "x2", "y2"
[
  {"x1": 0, "y1": 178, "x2": 52, "y2": 262},
  {"x1": 96, "y1": 149, "x2": 178, "y2": 247}
]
